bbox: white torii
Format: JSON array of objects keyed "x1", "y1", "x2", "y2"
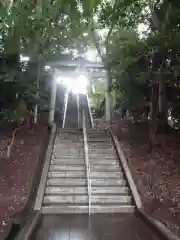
[{"x1": 48, "y1": 60, "x2": 112, "y2": 125}]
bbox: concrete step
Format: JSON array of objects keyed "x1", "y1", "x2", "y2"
[
  {"x1": 89, "y1": 154, "x2": 117, "y2": 158},
  {"x1": 49, "y1": 165, "x2": 85, "y2": 171},
  {"x1": 47, "y1": 178, "x2": 126, "y2": 187},
  {"x1": 48, "y1": 171, "x2": 123, "y2": 179},
  {"x1": 55, "y1": 141, "x2": 84, "y2": 145},
  {"x1": 43, "y1": 195, "x2": 132, "y2": 205},
  {"x1": 88, "y1": 135, "x2": 109, "y2": 139},
  {"x1": 88, "y1": 147, "x2": 114, "y2": 150},
  {"x1": 42, "y1": 205, "x2": 88, "y2": 214},
  {"x1": 53, "y1": 145, "x2": 84, "y2": 149},
  {"x1": 45, "y1": 186, "x2": 87, "y2": 195},
  {"x1": 45, "y1": 186, "x2": 129, "y2": 195},
  {"x1": 91, "y1": 186, "x2": 129, "y2": 195},
  {"x1": 90, "y1": 165, "x2": 120, "y2": 171},
  {"x1": 53, "y1": 146, "x2": 84, "y2": 153},
  {"x1": 89, "y1": 146, "x2": 113, "y2": 149},
  {"x1": 87, "y1": 139, "x2": 111, "y2": 142},
  {"x1": 52, "y1": 157, "x2": 85, "y2": 161},
  {"x1": 55, "y1": 143, "x2": 83, "y2": 146},
  {"x1": 89, "y1": 152, "x2": 116, "y2": 155},
  {"x1": 48, "y1": 171, "x2": 86, "y2": 178},
  {"x1": 52, "y1": 156, "x2": 85, "y2": 160},
  {"x1": 43, "y1": 195, "x2": 88, "y2": 204},
  {"x1": 47, "y1": 178, "x2": 86, "y2": 186},
  {"x1": 51, "y1": 160, "x2": 85, "y2": 165},
  {"x1": 90, "y1": 171, "x2": 123, "y2": 179},
  {"x1": 91, "y1": 178, "x2": 126, "y2": 186},
  {"x1": 88, "y1": 148, "x2": 114, "y2": 152},
  {"x1": 54, "y1": 142, "x2": 83, "y2": 144},
  {"x1": 42, "y1": 205, "x2": 135, "y2": 214},
  {"x1": 57, "y1": 128, "x2": 82, "y2": 132},
  {"x1": 53, "y1": 153, "x2": 85, "y2": 157},
  {"x1": 89, "y1": 160, "x2": 118, "y2": 165},
  {"x1": 55, "y1": 136, "x2": 82, "y2": 139},
  {"x1": 87, "y1": 130, "x2": 106, "y2": 133},
  {"x1": 52, "y1": 154, "x2": 85, "y2": 158}
]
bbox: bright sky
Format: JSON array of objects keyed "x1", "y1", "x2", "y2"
[{"x1": 57, "y1": 74, "x2": 88, "y2": 94}]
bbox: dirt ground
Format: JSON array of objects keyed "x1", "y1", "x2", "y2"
[
  {"x1": 0, "y1": 125, "x2": 47, "y2": 234},
  {"x1": 110, "y1": 120, "x2": 180, "y2": 237}
]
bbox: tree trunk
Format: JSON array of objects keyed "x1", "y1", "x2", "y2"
[
  {"x1": 105, "y1": 70, "x2": 112, "y2": 123},
  {"x1": 157, "y1": 75, "x2": 169, "y2": 133},
  {"x1": 34, "y1": 61, "x2": 40, "y2": 124},
  {"x1": 149, "y1": 83, "x2": 159, "y2": 152}
]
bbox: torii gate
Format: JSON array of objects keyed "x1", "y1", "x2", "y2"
[{"x1": 48, "y1": 57, "x2": 112, "y2": 125}]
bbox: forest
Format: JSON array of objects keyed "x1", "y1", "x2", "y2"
[{"x1": 1, "y1": 0, "x2": 180, "y2": 237}]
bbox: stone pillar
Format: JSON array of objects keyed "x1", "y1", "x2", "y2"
[
  {"x1": 49, "y1": 72, "x2": 57, "y2": 125},
  {"x1": 105, "y1": 71, "x2": 112, "y2": 123}
]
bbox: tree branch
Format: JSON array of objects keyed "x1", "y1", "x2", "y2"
[
  {"x1": 104, "y1": 0, "x2": 118, "y2": 45},
  {"x1": 90, "y1": 23, "x2": 105, "y2": 64}
]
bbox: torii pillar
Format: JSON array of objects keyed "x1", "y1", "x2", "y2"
[
  {"x1": 105, "y1": 71, "x2": 112, "y2": 123},
  {"x1": 49, "y1": 69, "x2": 57, "y2": 125}
]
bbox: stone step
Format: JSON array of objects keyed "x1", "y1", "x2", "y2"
[
  {"x1": 91, "y1": 178, "x2": 126, "y2": 186},
  {"x1": 42, "y1": 205, "x2": 135, "y2": 214},
  {"x1": 52, "y1": 154, "x2": 84, "y2": 157},
  {"x1": 47, "y1": 178, "x2": 126, "y2": 187},
  {"x1": 51, "y1": 160, "x2": 85, "y2": 165},
  {"x1": 53, "y1": 153, "x2": 85, "y2": 156},
  {"x1": 57, "y1": 132, "x2": 83, "y2": 135},
  {"x1": 45, "y1": 186, "x2": 87, "y2": 195},
  {"x1": 43, "y1": 195, "x2": 132, "y2": 205},
  {"x1": 47, "y1": 178, "x2": 86, "y2": 186},
  {"x1": 49, "y1": 165, "x2": 85, "y2": 171},
  {"x1": 89, "y1": 154, "x2": 116, "y2": 157},
  {"x1": 45, "y1": 186, "x2": 129, "y2": 195},
  {"x1": 54, "y1": 148, "x2": 84, "y2": 151},
  {"x1": 88, "y1": 135, "x2": 109, "y2": 139},
  {"x1": 56, "y1": 136, "x2": 82, "y2": 138},
  {"x1": 89, "y1": 146, "x2": 113, "y2": 149},
  {"x1": 90, "y1": 171, "x2": 123, "y2": 178},
  {"x1": 90, "y1": 165, "x2": 120, "y2": 171},
  {"x1": 87, "y1": 139, "x2": 111, "y2": 142},
  {"x1": 52, "y1": 156, "x2": 85, "y2": 160},
  {"x1": 55, "y1": 142, "x2": 83, "y2": 144},
  {"x1": 55, "y1": 138, "x2": 83, "y2": 141},
  {"x1": 89, "y1": 160, "x2": 118, "y2": 165},
  {"x1": 54, "y1": 142, "x2": 83, "y2": 145},
  {"x1": 88, "y1": 148, "x2": 115, "y2": 152},
  {"x1": 57, "y1": 128, "x2": 82, "y2": 131},
  {"x1": 88, "y1": 147, "x2": 114, "y2": 150},
  {"x1": 48, "y1": 171, "x2": 86, "y2": 178},
  {"x1": 52, "y1": 158, "x2": 85, "y2": 163},
  {"x1": 87, "y1": 130, "x2": 106, "y2": 133},
  {"x1": 54, "y1": 144, "x2": 84, "y2": 148},
  {"x1": 89, "y1": 154, "x2": 116, "y2": 158},
  {"x1": 43, "y1": 195, "x2": 88, "y2": 204},
  {"x1": 91, "y1": 186, "x2": 129, "y2": 195},
  {"x1": 54, "y1": 145, "x2": 84, "y2": 148},
  {"x1": 48, "y1": 171, "x2": 123, "y2": 179}
]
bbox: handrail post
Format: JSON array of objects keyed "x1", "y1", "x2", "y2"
[
  {"x1": 62, "y1": 91, "x2": 69, "y2": 128},
  {"x1": 77, "y1": 93, "x2": 80, "y2": 128},
  {"x1": 86, "y1": 95, "x2": 94, "y2": 128},
  {"x1": 83, "y1": 110, "x2": 91, "y2": 216}
]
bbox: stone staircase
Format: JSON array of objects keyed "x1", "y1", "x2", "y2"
[
  {"x1": 64, "y1": 92, "x2": 78, "y2": 128},
  {"x1": 87, "y1": 129, "x2": 135, "y2": 213},
  {"x1": 41, "y1": 128, "x2": 134, "y2": 214},
  {"x1": 42, "y1": 129, "x2": 88, "y2": 213}
]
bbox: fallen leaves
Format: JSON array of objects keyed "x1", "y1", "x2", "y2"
[
  {"x1": 0, "y1": 126, "x2": 46, "y2": 234},
  {"x1": 115, "y1": 120, "x2": 180, "y2": 238}
]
